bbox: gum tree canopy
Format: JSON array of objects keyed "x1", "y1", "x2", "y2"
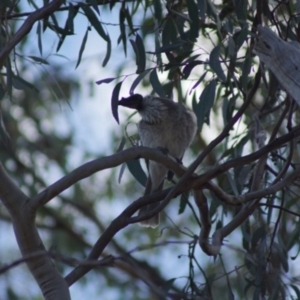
[{"x1": 1, "y1": 1, "x2": 300, "y2": 299}]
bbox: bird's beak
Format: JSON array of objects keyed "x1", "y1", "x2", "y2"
[{"x1": 118, "y1": 94, "x2": 143, "y2": 110}]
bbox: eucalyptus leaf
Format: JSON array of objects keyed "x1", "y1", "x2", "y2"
[
  {"x1": 28, "y1": 56, "x2": 49, "y2": 65},
  {"x1": 111, "y1": 81, "x2": 123, "y2": 124},
  {"x1": 130, "y1": 69, "x2": 151, "y2": 95},
  {"x1": 0, "y1": 83, "x2": 5, "y2": 100},
  {"x1": 130, "y1": 35, "x2": 146, "y2": 73},
  {"x1": 12, "y1": 75, "x2": 39, "y2": 92},
  {"x1": 190, "y1": 71, "x2": 207, "y2": 93},
  {"x1": 75, "y1": 27, "x2": 89, "y2": 69},
  {"x1": 193, "y1": 79, "x2": 216, "y2": 130},
  {"x1": 37, "y1": 21, "x2": 43, "y2": 55},
  {"x1": 79, "y1": 3, "x2": 108, "y2": 41},
  {"x1": 126, "y1": 159, "x2": 147, "y2": 187},
  {"x1": 186, "y1": 0, "x2": 199, "y2": 40},
  {"x1": 197, "y1": 0, "x2": 207, "y2": 20},
  {"x1": 149, "y1": 69, "x2": 165, "y2": 97},
  {"x1": 96, "y1": 77, "x2": 115, "y2": 85},
  {"x1": 102, "y1": 35, "x2": 111, "y2": 67},
  {"x1": 119, "y1": 7, "x2": 127, "y2": 55},
  {"x1": 209, "y1": 45, "x2": 226, "y2": 82},
  {"x1": 135, "y1": 34, "x2": 146, "y2": 73}
]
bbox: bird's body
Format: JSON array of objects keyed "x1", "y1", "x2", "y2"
[{"x1": 119, "y1": 94, "x2": 197, "y2": 227}]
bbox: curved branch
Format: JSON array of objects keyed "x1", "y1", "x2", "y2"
[
  {"x1": 34, "y1": 122, "x2": 300, "y2": 210},
  {"x1": 153, "y1": 68, "x2": 262, "y2": 214},
  {"x1": 0, "y1": 163, "x2": 70, "y2": 300},
  {"x1": 32, "y1": 146, "x2": 187, "y2": 209},
  {"x1": 64, "y1": 162, "x2": 300, "y2": 284}
]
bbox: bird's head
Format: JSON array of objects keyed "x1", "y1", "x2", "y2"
[{"x1": 118, "y1": 94, "x2": 144, "y2": 111}]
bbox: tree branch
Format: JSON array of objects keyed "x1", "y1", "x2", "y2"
[
  {"x1": 154, "y1": 68, "x2": 262, "y2": 214},
  {"x1": 32, "y1": 146, "x2": 186, "y2": 209},
  {"x1": 0, "y1": 163, "x2": 70, "y2": 300},
  {"x1": 64, "y1": 155, "x2": 300, "y2": 284}
]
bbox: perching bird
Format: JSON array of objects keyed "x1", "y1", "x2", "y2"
[{"x1": 119, "y1": 94, "x2": 197, "y2": 228}]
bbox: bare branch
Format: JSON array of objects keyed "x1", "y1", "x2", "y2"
[
  {"x1": 0, "y1": 250, "x2": 114, "y2": 274},
  {"x1": 0, "y1": 163, "x2": 71, "y2": 300},
  {"x1": 32, "y1": 146, "x2": 186, "y2": 209}
]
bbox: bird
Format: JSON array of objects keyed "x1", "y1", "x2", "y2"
[{"x1": 118, "y1": 94, "x2": 197, "y2": 228}]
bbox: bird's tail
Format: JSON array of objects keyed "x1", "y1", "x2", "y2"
[{"x1": 138, "y1": 203, "x2": 160, "y2": 228}]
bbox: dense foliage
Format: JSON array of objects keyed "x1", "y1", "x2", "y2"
[{"x1": 1, "y1": 0, "x2": 300, "y2": 299}]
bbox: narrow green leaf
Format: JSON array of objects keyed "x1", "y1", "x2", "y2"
[
  {"x1": 117, "y1": 136, "x2": 126, "y2": 152},
  {"x1": 192, "y1": 92, "x2": 197, "y2": 115},
  {"x1": 124, "y1": 7, "x2": 135, "y2": 34},
  {"x1": 234, "y1": 0, "x2": 246, "y2": 21},
  {"x1": 111, "y1": 81, "x2": 123, "y2": 124},
  {"x1": 241, "y1": 53, "x2": 252, "y2": 91},
  {"x1": 12, "y1": 75, "x2": 39, "y2": 92},
  {"x1": 162, "y1": 82, "x2": 174, "y2": 98},
  {"x1": 66, "y1": 3, "x2": 77, "y2": 33},
  {"x1": 222, "y1": 97, "x2": 229, "y2": 127},
  {"x1": 28, "y1": 0, "x2": 39, "y2": 9},
  {"x1": 0, "y1": 83, "x2": 5, "y2": 100},
  {"x1": 96, "y1": 77, "x2": 115, "y2": 85},
  {"x1": 56, "y1": 34, "x2": 66, "y2": 52},
  {"x1": 89, "y1": 0, "x2": 100, "y2": 15},
  {"x1": 186, "y1": 0, "x2": 199, "y2": 40},
  {"x1": 154, "y1": 0, "x2": 162, "y2": 20},
  {"x1": 156, "y1": 41, "x2": 185, "y2": 54},
  {"x1": 130, "y1": 69, "x2": 151, "y2": 95},
  {"x1": 119, "y1": 7, "x2": 127, "y2": 55},
  {"x1": 130, "y1": 39, "x2": 138, "y2": 57},
  {"x1": 161, "y1": 278, "x2": 177, "y2": 294},
  {"x1": 162, "y1": 17, "x2": 177, "y2": 48},
  {"x1": 102, "y1": 34, "x2": 111, "y2": 67},
  {"x1": 150, "y1": 69, "x2": 165, "y2": 97},
  {"x1": 36, "y1": 21, "x2": 43, "y2": 55},
  {"x1": 118, "y1": 163, "x2": 126, "y2": 184},
  {"x1": 233, "y1": 24, "x2": 248, "y2": 51},
  {"x1": 6, "y1": 58, "x2": 12, "y2": 98},
  {"x1": 75, "y1": 27, "x2": 89, "y2": 69},
  {"x1": 222, "y1": 94, "x2": 237, "y2": 125},
  {"x1": 170, "y1": 9, "x2": 191, "y2": 22},
  {"x1": 117, "y1": 137, "x2": 127, "y2": 184},
  {"x1": 154, "y1": 27, "x2": 162, "y2": 69},
  {"x1": 251, "y1": 226, "x2": 266, "y2": 248},
  {"x1": 286, "y1": 221, "x2": 300, "y2": 250},
  {"x1": 206, "y1": 0, "x2": 221, "y2": 30},
  {"x1": 79, "y1": 3, "x2": 108, "y2": 42},
  {"x1": 290, "y1": 285, "x2": 300, "y2": 299},
  {"x1": 190, "y1": 71, "x2": 207, "y2": 93},
  {"x1": 209, "y1": 45, "x2": 226, "y2": 82},
  {"x1": 0, "y1": 110, "x2": 10, "y2": 145},
  {"x1": 233, "y1": 134, "x2": 250, "y2": 158},
  {"x1": 126, "y1": 159, "x2": 147, "y2": 187},
  {"x1": 57, "y1": 4, "x2": 78, "y2": 52},
  {"x1": 197, "y1": 0, "x2": 207, "y2": 20},
  {"x1": 28, "y1": 56, "x2": 49, "y2": 65},
  {"x1": 135, "y1": 34, "x2": 146, "y2": 73},
  {"x1": 227, "y1": 35, "x2": 236, "y2": 57},
  {"x1": 130, "y1": 34, "x2": 146, "y2": 73},
  {"x1": 178, "y1": 191, "x2": 189, "y2": 214},
  {"x1": 182, "y1": 60, "x2": 203, "y2": 79},
  {"x1": 193, "y1": 79, "x2": 216, "y2": 130},
  {"x1": 226, "y1": 171, "x2": 239, "y2": 196}
]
